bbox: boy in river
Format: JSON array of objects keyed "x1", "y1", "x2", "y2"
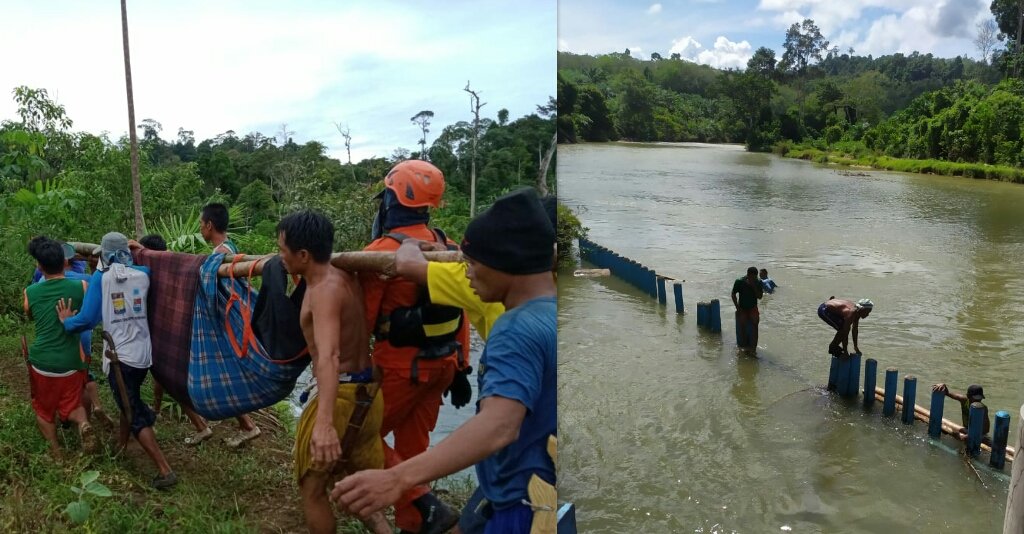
[
  {"x1": 932, "y1": 383, "x2": 990, "y2": 442},
  {"x1": 277, "y1": 211, "x2": 390, "y2": 534}
]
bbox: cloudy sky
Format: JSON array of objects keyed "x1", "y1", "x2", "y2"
[
  {"x1": 0, "y1": 1, "x2": 554, "y2": 162},
  {"x1": 558, "y1": 0, "x2": 996, "y2": 69}
]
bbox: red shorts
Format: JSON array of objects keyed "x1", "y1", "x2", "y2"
[{"x1": 29, "y1": 367, "x2": 85, "y2": 424}]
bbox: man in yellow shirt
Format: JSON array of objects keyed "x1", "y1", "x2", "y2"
[{"x1": 394, "y1": 244, "x2": 504, "y2": 341}]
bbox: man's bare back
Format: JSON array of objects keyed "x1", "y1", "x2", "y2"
[{"x1": 301, "y1": 267, "x2": 370, "y2": 373}]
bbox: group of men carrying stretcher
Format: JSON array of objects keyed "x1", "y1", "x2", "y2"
[{"x1": 23, "y1": 159, "x2": 557, "y2": 534}]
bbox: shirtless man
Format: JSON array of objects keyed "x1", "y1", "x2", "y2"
[
  {"x1": 817, "y1": 297, "x2": 873, "y2": 357},
  {"x1": 276, "y1": 211, "x2": 390, "y2": 534}
]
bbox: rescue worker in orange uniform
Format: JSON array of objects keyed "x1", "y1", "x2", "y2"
[{"x1": 361, "y1": 160, "x2": 471, "y2": 534}]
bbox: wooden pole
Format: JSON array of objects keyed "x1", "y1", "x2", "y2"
[
  {"x1": 836, "y1": 357, "x2": 852, "y2": 397},
  {"x1": 656, "y1": 276, "x2": 667, "y2": 305},
  {"x1": 828, "y1": 355, "x2": 840, "y2": 391},
  {"x1": 709, "y1": 299, "x2": 721, "y2": 333},
  {"x1": 673, "y1": 282, "x2": 684, "y2": 314},
  {"x1": 845, "y1": 353, "x2": 861, "y2": 399},
  {"x1": 874, "y1": 388, "x2": 1015, "y2": 463},
  {"x1": 1004, "y1": 405, "x2": 1024, "y2": 533},
  {"x1": 929, "y1": 389, "x2": 945, "y2": 438},
  {"x1": 993, "y1": 411, "x2": 1010, "y2": 470},
  {"x1": 863, "y1": 358, "x2": 877, "y2": 408},
  {"x1": 883, "y1": 368, "x2": 898, "y2": 416},
  {"x1": 120, "y1": 0, "x2": 144, "y2": 239},
  {"x1": 967, "y1": 403, "x2": 984, "y2": 457},
  {"x1": 69, "y1": 242, "x2": 461, "y2": 277},
  {"x1": 902, "y1": 376, "x2": 917, "y2": 425}
]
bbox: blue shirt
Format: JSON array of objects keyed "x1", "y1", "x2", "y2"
[
  {"x1": 35, "y1": 270, "x2": 93, "y2": 356},
  {"x1": 761, "y1": 278, "x2": 778, "y2": 294},
  {"x1": 475, "y1": 296, "x2": 556, "y2": 508},
  {"x1": 64, "y1": 265, "x2": 151, "y2": 334}
]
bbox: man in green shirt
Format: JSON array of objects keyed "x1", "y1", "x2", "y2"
[
  {"x1": 23, "y1": 237, "x2": 93, "y2": 457},
  {"x1": 731, "y1": 266, "x2": 763, "y2": 350}
]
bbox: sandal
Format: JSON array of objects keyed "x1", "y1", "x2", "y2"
[
  {"x1": 79, "y1": 423, "x2": 96, "y2": 453},
  {"x1": 224, "y1": 426, "x2": 261, "y2": 449},
  {"x1": 152, "y1": 471, "x2": 178, "y2": 490},
  {"x1": 183, "y1": 427, "x2": 213, "y2": 446}
]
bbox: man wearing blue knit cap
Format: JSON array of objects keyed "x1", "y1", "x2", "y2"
[{"x1": 332, "y1": 187, "x2": 557, "y2": 534}]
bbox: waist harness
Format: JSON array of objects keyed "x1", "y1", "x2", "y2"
[{"x1": 375, "y1": 229, "x2": 464, "y2": 383}]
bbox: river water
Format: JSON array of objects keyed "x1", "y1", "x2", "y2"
[{"x1": 557, "y1": 142, "x2": 1024, "y2": 532}]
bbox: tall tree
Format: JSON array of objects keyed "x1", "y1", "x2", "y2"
[
  {"x1": 975, "y1": 19, "x2": 1000, "y2": 64},
  {"x1": 779, "y1": 19, "x2": 830, "y2": 74},
  {"x1": 410, "y1": 110, "x2": 434, "y2": 159},
  {"x1": 747, "y1": 46, "x2": 778, "y2": 79},
  {"x1": 333, "y1": 122, "x2": 354, "y2": 165},
  {"x1": 276, "y1": 123, "x2": 295, "y2": 147},
  {"x1": 120, "y1": 0, "x2": 144, "y2": 238},
  {"x1": 463, "y1": 82, "x2": 486, "y2": 216}
]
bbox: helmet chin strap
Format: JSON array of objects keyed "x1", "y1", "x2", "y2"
[{"x1": 372, "y1": 188, "x2": 430, "y2": 239}]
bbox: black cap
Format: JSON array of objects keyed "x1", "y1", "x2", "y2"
[
  {"x1": 967, "y1": 384, "x2": 985, "y2": 401},
  {"x1": 461, "y1": 188, "x2": 556, "y2": 275}
]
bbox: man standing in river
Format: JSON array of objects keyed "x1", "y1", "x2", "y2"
[
  {"x1": 818, "y1": 297, "x2": 873, "y2": 357},
  {"x1": 731, "y1": 266, "x2": 763, "y2": 350}
]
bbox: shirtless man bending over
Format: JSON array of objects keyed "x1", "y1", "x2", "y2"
[
  {"x1": 277, "y1": 211, "x2": 390, "y2": 534},
  {"x1": 818, "y1": 297, "x2": 873, "y2": 357}
]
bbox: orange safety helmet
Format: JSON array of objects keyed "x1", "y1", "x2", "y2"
[{"x1": 383, "y1": 160, "x2": 445, "y2": 209}]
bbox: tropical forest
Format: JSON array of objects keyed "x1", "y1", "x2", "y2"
[{"x1": 557, "y1": 1, "x2": 1024, "y2": 180}]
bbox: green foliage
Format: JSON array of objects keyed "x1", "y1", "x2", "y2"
[
  {"x1": 64, "y1": 470, "x2": 114, "y2": 525},
  {"x1": 556, "y1": 202, "x2": 587, "y2": 268}
]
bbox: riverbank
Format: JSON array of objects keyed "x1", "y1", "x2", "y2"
[
  {"x1": 778, "y1": 141, "x2": 1024, "y2": 183},
  {"x1": 0, "y1": 330, "x2": 470, "y2": 532}
]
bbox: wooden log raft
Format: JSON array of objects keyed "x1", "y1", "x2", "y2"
[
  {"x1": 70, "y1": 241, "x2": 462, "y2": 278},
  {"x1": 873, "y1": 386, "x2": 1016, "y2": 463}
]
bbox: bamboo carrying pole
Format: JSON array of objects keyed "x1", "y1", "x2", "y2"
[{"x1": 70, "y1": 242, "x2": 462, "y2": 278}]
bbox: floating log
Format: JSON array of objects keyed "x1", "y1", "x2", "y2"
[
  {"x1": 69, "y1": 241, "x2": 461, "y2": 277},
  {"x1": 573, "y1": 268, "x2": 611, "y2": 278},
  {"x1": 872, "y1": 387, "x2": 1015, "y2": 463}
]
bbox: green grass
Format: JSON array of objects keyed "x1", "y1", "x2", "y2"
[
  {"x1": 0, "y1": 331, "x2": 472, "y2": 532},
  {"x1": 779, "y1": 142, "x2": 1024, "y2": 183}
]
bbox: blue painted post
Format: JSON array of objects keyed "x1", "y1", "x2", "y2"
[
  {"x1": 883, "y1": 368, "x2": 898, "y2": 416},
  {"x1": 967, "y1": 403, "x2": 984, "y2": 457},
  {"x1": 673, "y1": 283, "x2": 684, "y2": 314},
  {"x1": 928, "y1": 389, "x2": 945, "y2": 438},
  {"x1": 835, "y1": 357, "x2": 852, "y2": 396},
  {"x1": 901, "y1": 376, "x2": 917, "y2": 425},
  {"x1": 556, "y1": 502, "x2": 577, "y2": 534},
  {"x1": 991, "y1": 411, "x2": 1010, "y2": 469},
  {"x1": 646, "y1": 267, "x2": 658, "y2": 298},
  {"x1": 696, "y1": 302, "x2": 706, "y2": 327},
  {"x1": 845, "y1": 354, "x2": 861, "y2": 399},
  {"x1": 657, "y1": 276, "x2": 667, "y2": 305},
  {"x1": 828, "y1": 356, "x2": 840, "y2": 391},
  {"x1": 863, "y1": 358, "x2": 877, "y2": 408},
  {"x1": 709, "y1": 299, "x2": 721, "y2": 333}
]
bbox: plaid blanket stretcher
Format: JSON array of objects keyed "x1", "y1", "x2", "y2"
[
  {"x1": 135, "y1": 249, "x2": 206, "y2": 411},
  {"x1": 189, "y1": 254, "x2": 310, "y2": 420}
]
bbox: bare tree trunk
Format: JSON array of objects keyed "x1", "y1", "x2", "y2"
[
  {"x1": 536, "y1": 132, "x2": 556, "y2": 196},
  {"x1": 1017, "y1": 0, "x2": 1024, "y2": 77},
  {"x1": 464, "y1": 82, "x2": 486, "y2": 216},
  {"x1": 120, "y1": 0, "x2": 144, "y2": 239}
]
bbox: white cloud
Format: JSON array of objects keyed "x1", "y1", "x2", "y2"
[
  {"x1": 0, "y1": 2, "x2": 554, "y2": 163},
  {"x1": 669, "y1": 35, "x2": 752, "y2": 69},
  {"x1": 696, "y1": 36, "x2": 754, "y2": 69},
  {"x1": 773, "y1": 10, "x2": 805, "y2": 28},
  {"x1": 647, "y1": 3, "x2": 663, "y2": 14},
  {"x1": 559, "y1": 38, "x2": 571, "y2": 51},
  {"x1": 669, "y1": 36, "x2": 703, "y2": 56}
]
